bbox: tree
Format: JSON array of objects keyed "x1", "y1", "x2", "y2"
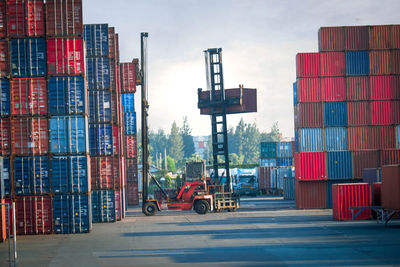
[
  {"x1": 180, "y1": 116, "x2": 195, "y2": 159},
  {"x1": 234, "y1": 118, "x2": 246, "y2": 155},
  {"x1": 229, "y1": 153, "x2": 244, "y2": 166},
  {"x1": 166, "y1": 155, "x2": 176, "y2": 172},
  {"x1": 149, "y1": 129, "x2": 168, "y2": 168},
  {"x1": 168, "y1": 121, "x2": 184, "y2": 167},
  {"x1": 242, "y1": 122, "x2": 260, "y2": 164},
  {"x1": 269, "y1": 121, "x2": 281, "y2": 142}
]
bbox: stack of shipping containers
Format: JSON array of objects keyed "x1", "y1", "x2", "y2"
[
  {"x1": 259, "y1": 142, "x2": 295, "y2": 199},
  {"x1": 294, "y1": 25, "x2": 400, "y2": 214},
  {"x1": 120, "y1": 61, "x2": 139, "y2": 205}
]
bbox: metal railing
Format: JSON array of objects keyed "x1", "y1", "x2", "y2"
[{"x1": 1, "y1": 202, "x2": 17, "y2": 267}]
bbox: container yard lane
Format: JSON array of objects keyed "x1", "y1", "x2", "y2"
[{"x1": 1, "y1": 197, "x2": 400, "y2": 266}]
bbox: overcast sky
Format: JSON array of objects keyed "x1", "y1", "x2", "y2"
[{"x1": 83, "y1": 0, "x2": 400, "y2": 137}]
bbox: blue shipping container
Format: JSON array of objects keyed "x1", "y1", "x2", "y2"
[
  {"x1": 92, "y1": 190, "x2": 116, "y2": 223},
  {"x1": 276, "y1": 158, "x2": 293, "y2": 167},
  {"x1": 0, "y1": 79, "x2": 10, "y2": 116},
  {"x1": 396, "y1": 125, "x2": 400, "y2": 149},
  {"x1": 124, "y1": 112, "x2": 137, "y2": 135},
  {"x1": 86, "y1": 57, "x2": 110, "y2": 90},
  {"x1": 345, "y1": 51, "x2": 369, "y2": 76},
  {"x1": 10, "y1": 38, "x2": 46, "y2": 77},
  {"x1": 294, "y1": 130, "x2": 299, "y2": 153},
  {"x1": 326, "y1": 179, "x2": 357, "y2": 208},
  {"x1": 0, "y1": 157, "x2": 10, "y2": 198},
  {"x1": 14, "y1": 156, "x2": 49, "y2": 195},
  {"x1": 84, "y1": 24, "x2": 109, "y2": 57},
  {"x1": 327, "y1": 151, "x2": 353, "y2": 179},
  {"x1": 260, "y1": 158, "x2": 276, "y2": 167},
  {"x1": 270, "y1": 168, "x2": 278, "y2": 190},
  {"x1": 49, "y1": 116, "x2": 87, "y2": 154},
  {"x1": 53, "y1": 194, "x2": 92, "y2": 234},
  {"x1": 48, "y1": 76, "x2": 85, "y2": 115},
  {"x1": 51, "y1": 155, "x2": 89, "y2": 194},
  {"x1": 298, "y1": 128, "x2": 323, "y2": 152},
  {"x1": 283, "y1": 177, "x2": 295, "y2": 200},
  {"x1": 122, "y1": 93, "x2": 135, "y2": 113},
  {"x1": 325, "y1": 127, "x2": 348, "y2": 151},
  {"x1": 89, "y1": 90, "x2": 111, "y2": 123},
  {"x1": 260, "y1": 142, "x2": 277, "y2": 158},
  {"x1": 293, "y1": 82, "x2": 297, "y2": 106},
  {"x1": 276, "y1": 142, "x2": 293, "y2": 158},
  {"x1": 89, "y1": 123, "x2": 113, "y2": 156},
  {"x1": 324, "y1": 102, "x2": 347, "y2": 127}
]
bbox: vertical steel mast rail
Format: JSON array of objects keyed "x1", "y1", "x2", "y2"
[{"x1": 141, "y1": 32, "x2": 149, "y2": 210}]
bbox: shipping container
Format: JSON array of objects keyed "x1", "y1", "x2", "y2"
[
  {"x1": 369, "y1": 50, "x2": 390, "y2": 76},
  {"x1": 0, "y1": 199, "x2": 5, "y2": 242},
  {"x1": 15, "y1": 196, "x2": 52, "y2": 235},
  {"x1": 48, "y1": 76, "x2": 85, "y2": 115},
  {"x1": 88, "y1": 123, "x2": 113, "y2": 156},
  {"x1": 392, "y1": 25, "x2": 400, "y2": 49},
  {"x1": 392, "y1": 76, "x2": 400, "y2": 100},
  {"x1": 0, "y1": 2, "x2": 6, "y2": 38},
  {"x1": 345, "y1": 26, "x2": 369, "y2": 51},
  {"x1": 0, "y1": 41, "x2": 8, "y2": 76},
  {"x1": 292, "y1": 82, "x2": 297, "y2": 105},
  {"x1": 6, "y1": 0, "x2": 26, "y2": 37},
  {"x1": 126, "y1": 135, "x2": 137, "y2": 159},
  {"x1": 270, "y1": 168, "x2": 280, "y2": 191},
  {"x1": 91, "y1": 157, "x2": 120, "y2": 190},
  {"x1": 14, "y1": 156, "x2": 49, "y2": 195},
  {"x1": 46, "y1": 0, "x2": 83, "y2": 37},
  {"x1": 120, "y1": 62, "x2": 136, "y2": 92},
  {"x1": 47, "y1": 38, "x2": 84, "y2": 75},
  {"x1": 381, "y1": 165, "x2": 400, "y2": 210},
  {"x1": 318, "y1": 27, "x2": 345, "y2": 52},
  {"x1": 276, "y1": 142, "x2": 292, "y2": 158},
  {"x1": 345, "y1": 51, "x2": 369, "y2": 76},
  {"x1": 363, "y1": 168, "x2": 381, "y2": 184},
  {"x1": 296, "y1": 102, "x2": 323, "y2": 128},
  {"x1": 86, "y1": 57, "x2": 110, "y2": 90},
  {"x1": 259, "y1": 158, "x2": 276, "y2": 167},
  {"x1": 53, "y1": 193, "x2": 92, "y2": 234},
  {"x1": 92, "y1": 190, "x2": 115, "y2": 223},
  {"x1": 394, "y1": 101, "x2": 400, "y2": 124},
  {"x1": 0, "y1": 157, "x2": 10, "y2": 198},
  {"x1": 325, "y1": 127, "x2": 347, "y2": 151},
  {"x1": 121, "y1": 93, "x2": 135, "y2": 112},
  {"x1": 49, "y1": 116, "x2": 87, "y2": 154},
  {"x1": 369, "y1": 25, "x2": 391, "y2": 50},
  {"x1": 296, "y1": 53, "x2": 320, "y2": 78},
  {"x1": 283, "y1": 177, "x2": 295, "y2": 200},
  {"x1": 372, "y1": 182, "x2": 381, "y2": 208},
  {"x1": 11, "y1": 117, "x2": 48, "y2": 155},
  {"x1": 321, "y1": 77, "x2": 346, "y2": 101},
  {"x1": 391, "y1": 50, "x2": 400, "y2": 75},
  {"x1": 326, "y1": 179, "x2": 356, "y2": 209},
  {"x1": 347, "y1": 126, "x2": 372, "y2": 150},
  {"x1": 126, "y1": 158, "x2": 138, "y2": 182},
  {"x1": 112, "y1": 125, "x2": 120, "y2": 155},
  {"x1": 294, "y1": 152, "x2": 326, "y2": 180},
  {"x1": 26, "y1": 0, "x2": 45, "y2": 36},
  {"x1": 397, "y1": 125, "x2": 400, "y2": 148},
  {"x1": 110, "y1": 92, "x2": 119, "y2": 125},
  {"x1": 370, "y1": 101, "x2": 394, "y2": 125},
  {"x1": 347, "y1": 101, "x2": 370, "y2": 126},
  {"x1": 380, "y1": 149, "x2": 400, "y2": 166},
  {"x1": 10, "y1": 38, "x2": 46, "y2": 77},
  {"x1": 295, "y1": 180, "x2": 326, "y2": 209},
  {"x1": 115, "y1": 189, "x2": 122, "y2": 221},
  {"x1": 346, "y1": 76, "x2": 370, "y2": 101},
  {"x1": 88, "y1": 90, "x2": 111, "y2": 123},
  {"x1": 332, "y1": 183, "x2": 371, "y2": 220},
  {"x1": 0, "y1": 119, "x2": 10, "y2": 156},
  {"x1": 84, "y1": 24, "x2": 109, "y2": 57},
  {"x1": 276, "y1": 158, "x2": 293, "y2": 167},
  {"x1": 51, "y1": 155, "x2": 89, "y2": 194},
  {"x1": 126, "y1": 183, "x2": 139, "y2": 206},
  {"x1": 352, "y1": 150, "x2": 379, "y2": 179},
  {"x1": 296, "y1": 128, "x2": 323, "y2": 152},
  {"x1": 320, "y1": 52, "x2": 345, "y2": 77},
  {"x1": 324, "y1": 102, "x2": 347, "y2": 127},
  {"x1": 326, "y1": 151, "x2": 353, "y2": 179},
  {"x1": 260, "y1": 142, "x2": 276, "y2": 159},
  {"x1": 10, "y1": 78, "x2": 47, "y2": 115},
  {"x1": 124, "y1": 112, "x2": 136, "y2": 135},
  {"x1": 258, "y1": 166, "x2": 271, "y2": 191},
  {"x1": 108, "y1": 27, "x2": 117, "y2": 60}
]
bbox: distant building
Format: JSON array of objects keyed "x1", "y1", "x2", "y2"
[{"x1": 193, "y1": 136, "x2": 209, "y2": 160}]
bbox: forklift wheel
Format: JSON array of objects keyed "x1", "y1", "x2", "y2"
[
  {"x1": 194, "y1": 200, "x2": 210, "y2": 215},
  {"x1": 143, "y1": 202, "x2": 157, "y2": 216}
]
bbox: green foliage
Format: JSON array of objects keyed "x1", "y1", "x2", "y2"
[
  {"x1": 168, "y1": 121, "x2": 184, "y2": 167},
  {"x1": 230, "y1": 153, "x2": 244, "y2": 165},
  {"x1": 175, "y1": 174, "x2": 183, "y2": 188},
  {"x1": 166, "y1": 156, "x2": 176, "y2": 172},
  {"x1": 181, "y1": 116, "x2": 196, "y2": 158}
]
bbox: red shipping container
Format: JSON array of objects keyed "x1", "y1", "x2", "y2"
[
  {"x1": 115, "y1": 61, "x2": 121, "y2": 92},
  {"x1": 391, "y1": 50, "x2": 400, "y2": 75},
  {"x1": 91, "y1": 157, "x2": 120, "y2": 190},
  {"x1": 321, "y1": 77, "x2": 346, "y2": 101},
  {"x1": 294, "y1": 152, "x2": 326, "y2": 181},
  {"x1": 352, "y1": 150, "x2": 379, "y2": 179},
  {"x1": 344, "y1": 26, "x2": 369, "y2": 51},
  {"x1": 258, "y1": 166, "x2": 271, "y2": 190},
  {"x1": 332, "y1": 183, "x2": 371, "y2": 221},
  {"x1": 126, "y1": 158, "x2": 138, "y2": 182},
  {"x1": 346, "y1": 76, "x2": 369, "y2": 101},
  {"x1": 347, "y1": 126, "x2": 372, "y2": 150},
  {"x1": 369, "y1": 50, "x2": 391, "y2": 76},
  {"x1": 320, "y1": 52, "x2": 345, "y2": 77},
  {"x1": 372, "y1": 182, "x2": 381, "y2": 206},
  {"x1": 380, "y1": 149, "x2": 400, "y2": 166},
  {"x1": 318, "y1": 27, "x2": 345, "y2": 52},
  {"x1": 11, "y1": 117, "x2": 48, "y2": 155},
  {"x1": 120, "y1": 156, "x2": 126, "y2": 188},
  {"x1": 16, "y1": 196, "x2": 52, "y2": 235},
  {"x1": 394, "y1": 101, "x2": 400, "y2": 124},
  {"x1": 370, "y1": 101, "x2": 394, "y2": 125},
  {"x1": 296, "y1": 53, "x2": 320, "y2": 78},
  {"x1": 0, "y1": 2, "x2": 6, "y2": 38},
  {"x1": 295, "y1": 103, "x2": 323, "y2": 128},
  {"x1": 45, "y1": 0, "x2": 83, "y2": 37},
  {"x1": 10, "y1": 78, "x2": 47, "y2": 115},
  {"x1": 371, "y1": 126, "x2": 395, "y2": 149},
  {"x1": 392, "y1": 25, "x2": 400, "y2": 49},
  {"x1": 26, "y1": 0, "x2": 44, "y2": 36},
  {"x1": 394, "y1": 76, "x2": 400, "y2": 100},
  {"x1": 0, "y1": 118, "x2": 10, "y2": 156},
  {"x1": 297, "y1": 78, "x2": 321, "y2": 102},
  {"x1": 0, "y1": 199, "x2": 5, "y2": 242},
  {"x1": 6, "y1": 0, "x2": 26, "y2": 37},
  {"x1": 47, "y1": 38, "x2": 84, "y2": 75},
  {"x1": 115, "y1": 190, "x2": 122, "y2": 221},
  {"x1": 120, "y1": 62, "x2": 136, "y2": 93},
  {"x1": 0, "y1": 40, "x2": 8, "y2": 77},
  {"x1": 370, "y1": 76, "x2": 394, "y2": 100},
  {"x1": 126, "y1": 183, "x2": 139, "y2": 206},
  {"x1": 126, "y1": 135, "x2": 137, "y2": 159},
  {"x1": 295, "y1": 180, "x2": 326, "y2": 209},
  {"x1": 112, "y1": 125, "x2": 119, "y2": 155},
  {"x1": 347, "y1": 102, "x2": 370, "y2": 126},
  {"x1": 369, "y1": 25, "x2": 391, "y2": 50},
  {"x1": 381, "y1": 165, "x2": 400, "y2": 210}
]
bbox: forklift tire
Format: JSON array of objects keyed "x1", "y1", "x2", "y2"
[
  {"x1": 194, "y1": 200, "x2": 210, "y2": 215},
  {"x1": 143, "y1": 202, "x2": 157, "y2": 216}
]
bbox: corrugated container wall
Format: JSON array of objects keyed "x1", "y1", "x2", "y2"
[
  {"x1": 295, "y1": 180, "x2": 326, "y2": 209},
  {"x1": 13, "y1": 156, "x2": 49, "y2": 195},
  {"x1": 294, "y1": 152, "x2": 326, "y2": 181},
  {"x1": 47, "y1": 38, "x2": 84, "y2": 75},
  {"x1": 381, "y1": 165, "x2": 400, "y2": 210},
  {"x1": 345, "y1": 26, "x2": 369, "y2": 51},
  {"x1": 296, "y1": 53, "x2": 320, "y2": 78},
  {"x1": 0, "y1": 157, "x2": 11, "y2": 197},
  {"x1": 0, "y1": 41, "x2": 8, "y2": 76},
  {"x1": 86, "y1": 57, "x2": 110, "y2": 90},
  {"x1": 332, "y1": 183, "x2": 371, "y2": 220},
  {"x1": 321, "y1": 77, "x2": 346, "y2": 101},
  {"x1": 0, "y1": 119, "x2": 10, "y2": 156},
  {"x1": 369, "y1": 50, "x2": 390, "y2": 75},
  {"x1": 345, "y1": 51, "x2": 369, "y2": 76},
  {"x1": 318, "y1": 27, "x2": 345, "y2": 52},
  {"x1": 84, "y1": 24, "x2": 109, "y2": 57},
  {"x1": 296, "y1": 128, "x2": 323, "y2": 152},
  {"x1": 120, "y1": 63, "x2": 136, "y2": 92},
  {"x1": 324, "y1": 102, "x2": 347, "y2": 127},
  {"x1": 0, "y1": 2, "x2": 6, "y2": 38},
  {"x1": 346, "y1": 76, "x2": 369, "y2": 101},
  {"x1": 88, "y1": 123, "x2": 113, "y2": 156},
  {"x1": 370, "y1": 76, "x2": 394, "y2": 100},
  {"x1": 326, "y1": 179, "x2": 355, "y2": 209},
  {"x1": 296, "y1": 103, "x2": 323, "y2": 128},
  {"x1": 320, "y1": 52, "x2": 345, "y2": 77},
  {"x1": 0, "y1": 79, "x2": 10, "y2": 116},
  {"x1": 326, "y1": 151, "x2": 353, "y2": 179},
  {"x1": 380, "y1": 149, "x2": 400, "y2": 166},
  {"x1": 283, "y1": 177, "x2": 295, "y2": 200},
  {"x1": 15, "y1": 196, "x2": 52, "y2": 235},
  {"x1": 11, "y1": 117, "x2": 48, "y2": 155},
  {"x1": 347, "y1": 102, "x2": 370, "y2": 126},
  {"x1": 324, "y1": 127, "x2": 348, "y2": 151},
  {"x1": 352, "y1": 150, "x2": 379, "y2": 179},
  {"x1": 46, "y1": 0, "x2": 83, "y2": 37},
  {"x1": 369, "y1": 25, "x2": 391, "y2": 50},
  {"x1": 10, "y1": 38, "x2": 46, "y2": 77},
  {"x1": 92, "y1": 190, "x2": 116, "y2": 223},
  {"x1": 7, "y1": 0, "x2": 45, "y2": 37},
  {"x1": 10, "y1": 78, "x2": 47, "y2": 115},
  {"x1": 347, "y1": 126, "x2": 371, "y2": 150}
]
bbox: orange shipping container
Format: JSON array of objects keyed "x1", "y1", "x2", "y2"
[
  {"x1": 295, "y1": 180, "x2": 326, "y2": 209},
  {"x1": 391, "y1": 50, "x2": 400, "y2": 75},
  {"x1": 345, "y1": 26, "x2": 369, "y2": 51},
  {"x1": 318, "y1": 27, "x2": 345, "y2": 52},
  {"x1": 352, "y1": 150, "x2": 379, "y2": 179},
  {"x1": 347, "y1": 126, "x2": 372, "y2": 150},
  {"x1": 346, "y1": 76, "x2": 370, "y2": 101},
  {"x1": 392, "y1": 25, "x2": 400, "y2": 49},
  {"x1": 369, "y1": 50, "x2": 391, "y2": 75},
  {"x1": 381, "y1": 165, "x2": 400, "y2": 210},
  {"x1": 11, "y1": 117, "x2": 48, "y2": 155},
  {"x1": 369, "y1": 25, "x2": 392, "y2": 50},
  {"x1": 347, "y1": 101, "x2": 370, "y2": 126},
  {"x1": 371, "y1": 126, "x2": 395, "y2": 149}
]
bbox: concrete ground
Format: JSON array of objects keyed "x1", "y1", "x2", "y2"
[{"x1": 1, "y1": 197, "x2": 400, "y2": 267}]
